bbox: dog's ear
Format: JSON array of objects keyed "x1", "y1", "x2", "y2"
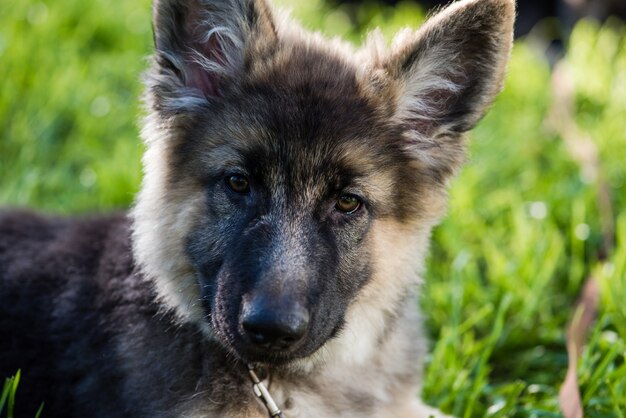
[
  {"x1": 151, "y1": 0, "x2": 277, "y2": 102},
  {"x1": 382, "y1": 0, "x2": 515, "y2": 180}
]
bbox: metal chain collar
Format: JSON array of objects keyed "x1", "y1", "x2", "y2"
[{"x1": 247, "y1": 364, "x2": 286, "y2": 418}]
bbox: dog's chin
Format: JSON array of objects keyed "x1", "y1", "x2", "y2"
[
  {"x1": 230, "y1": 331, "x2": 329, "y2": 366},
  {"x1": 230, "y1": 327, "x2": 348, "y2": 366},
  {"x1": 208, "y1": 321, "x2": 313, "y2": 365},
  {"x1": 233, "y1": 344, "x2": 305, "y2": 366}
]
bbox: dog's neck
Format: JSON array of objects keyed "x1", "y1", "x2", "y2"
[{"x1": 242, "y1": 294, "x2": 426, "y2": 417}]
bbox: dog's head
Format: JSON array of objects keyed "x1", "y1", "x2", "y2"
[{"x1": 133, "y1": 0, "x2": 514, "y2": 364}]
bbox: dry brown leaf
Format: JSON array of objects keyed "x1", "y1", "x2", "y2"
[
  {"x1": 548, "y1": 61, "x2": 610, "y2": 418},
  {"x1": 559, "y1": 278, "x2": 600, "y2": 418}
]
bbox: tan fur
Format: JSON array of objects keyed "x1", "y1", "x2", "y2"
[{"x1": 132, "y1": 116, "x2": 209, "y2": 328}]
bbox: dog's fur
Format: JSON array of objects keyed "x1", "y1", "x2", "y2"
[{"x1": 0, "y1": 0, "x2": 514, "y2": 416}]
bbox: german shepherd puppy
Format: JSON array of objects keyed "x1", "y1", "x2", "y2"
[{"x1": 0, "y1": 0, "x2": 514, "y2": 416}]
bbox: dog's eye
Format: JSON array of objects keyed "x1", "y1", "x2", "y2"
[
  {"x1": 335, "y1": 195, "x2": 361, "y2": 214},
  {"x1": 226, "y1": 174, "x2": 250, "y2": 194}
]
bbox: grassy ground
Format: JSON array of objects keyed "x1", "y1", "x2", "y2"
[{"x1": 1, "y1": 0, "x2": 625, "y2": 416}]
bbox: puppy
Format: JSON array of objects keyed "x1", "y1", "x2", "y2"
[{"x1": 0, "y1": 0, "x2": 514, "y2": 416}]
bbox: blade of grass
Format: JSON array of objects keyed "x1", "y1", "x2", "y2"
[
  {"x1": 34, "y1": 403, "x2": 45, "y2": 418},
  {"x1": 7, "y1": 370, "x2": 20, "y2": 418},
  {"x1": 0, "y1": 376, "x2": 11, "y2": 414}
]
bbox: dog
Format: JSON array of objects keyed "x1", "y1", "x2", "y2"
[{"x1": 0, "y1": 0, "x2": 514, "y2": 416}]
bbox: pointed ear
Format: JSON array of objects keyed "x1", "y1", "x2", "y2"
[
  {"x1": 383, "y1": 0, "x2": 515, "y2": 179},
  {"x1": 150, "y1": 0, "x2": 277, "y2": 105}
]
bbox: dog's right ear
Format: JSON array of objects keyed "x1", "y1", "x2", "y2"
[
  {"x1": 376, "y1": 0, "x2": 515, "y2": 182},
  {"x1": 151, "y1": 0, "x2": 277, "y2": 104}
]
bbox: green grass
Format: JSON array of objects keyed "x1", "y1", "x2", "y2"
[
  {"x1": 1, "y1": 0, "x2": 625, "y2": 416},
  {"x1": 0, "y1": 371, "x2": 20, "y2": 418},
  {"x1": 1, "y1": 371, "x2": 44, "y2": 418}
]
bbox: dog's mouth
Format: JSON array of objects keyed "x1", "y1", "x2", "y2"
[
  {"x1": 230, "y1": 314, "x2": 347, "y2": 366},
  {"x1": 211, "y1": 325, "x2": 308, "y2": 366},
  {"x1": 229, "y1": 319, "x2": 313, "y2": 365},
  {"x1": 234, "y1": 343, "x2": 303, "y2": 365},
  {"x1": 208, "y1": 303, "x2": 342, "y2": 365}
]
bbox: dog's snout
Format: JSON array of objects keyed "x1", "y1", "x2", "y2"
[{"x1": 241, "y1": 300, "x2": 309, "y2": 350}]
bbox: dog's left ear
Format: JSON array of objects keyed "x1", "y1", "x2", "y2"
[
  {"x1": 381, "y1": 0, "x2": 515, "y2": 180},
  {"x1": 150, "y1": 0, "x2": 277, "y2": 107}
]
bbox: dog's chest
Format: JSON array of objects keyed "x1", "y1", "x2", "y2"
[{"x1": 192, "y1": 364, "x2": 412, "y2": 418}]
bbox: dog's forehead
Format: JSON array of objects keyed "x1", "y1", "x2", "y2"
[{"x1": 256, "y1": 53, "x2": 396, "y2": 159}]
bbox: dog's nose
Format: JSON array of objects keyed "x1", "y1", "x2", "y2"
[{"x1": 241, "y1": 302, "x2": 309, "y2": 350}]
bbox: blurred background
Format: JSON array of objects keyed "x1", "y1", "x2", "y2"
[{"x1": 1, "y1": 0, "x2": 625, "y2": 416}]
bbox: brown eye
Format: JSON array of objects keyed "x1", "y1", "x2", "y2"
[
  {"x1": 226, "y1": 174, "x2": 250, "y2": 194},
  {"x1": 335, "y1": 195, "x2": 361, "y2": 214}
]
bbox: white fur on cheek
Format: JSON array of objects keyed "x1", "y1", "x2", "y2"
[{"x1": 131, "y1": 116, "x2": 208, "y2": 330}]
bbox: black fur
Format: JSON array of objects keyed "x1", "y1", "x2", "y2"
[{"x1": 0, "y1": 211, "x2": 256, "y2": 417}]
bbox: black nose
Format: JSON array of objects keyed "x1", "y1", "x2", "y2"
[{"x1": 241, "y1": 301, "x2": 309, "y2": 350}]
